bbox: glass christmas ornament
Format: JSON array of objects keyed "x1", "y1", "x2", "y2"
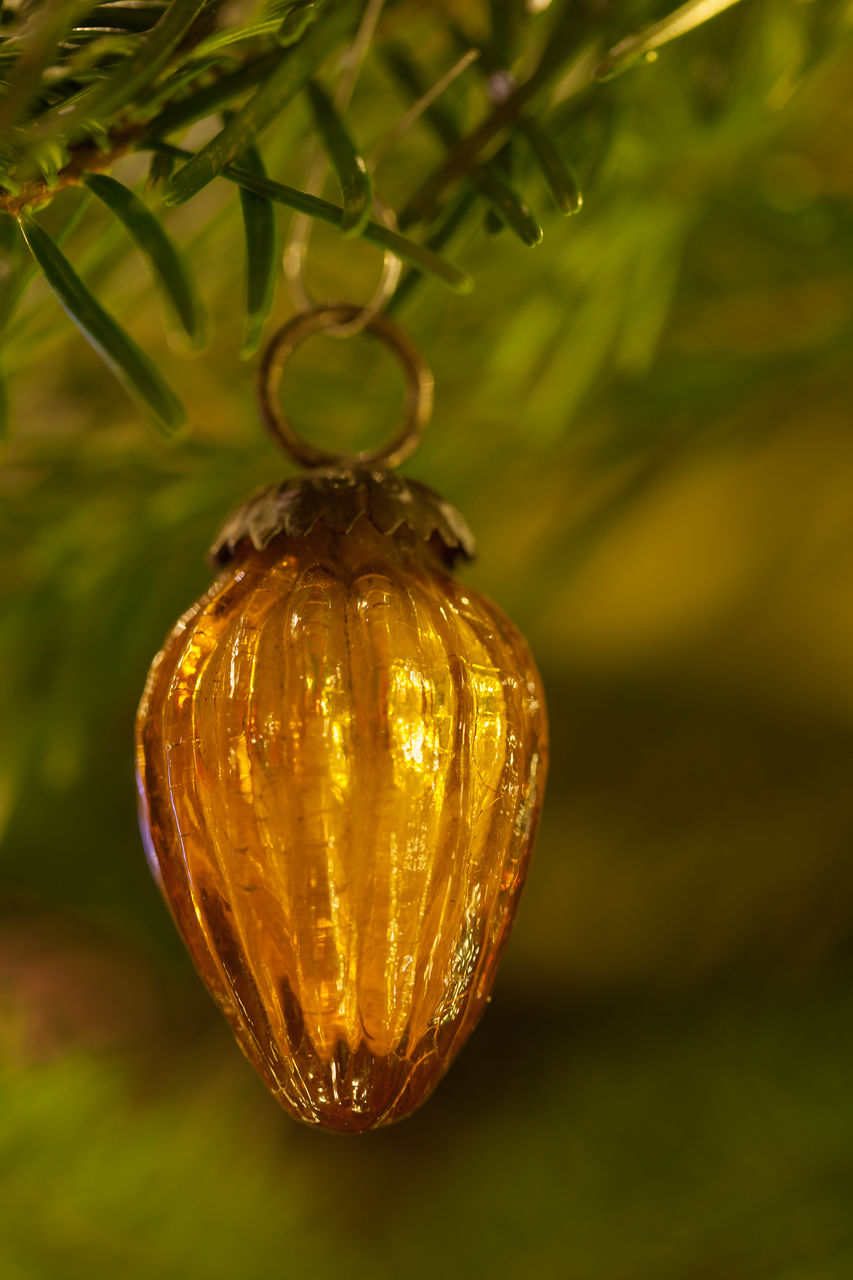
[{"x1": 135, "y1": 308, "x2": 548, "y2": 1132}]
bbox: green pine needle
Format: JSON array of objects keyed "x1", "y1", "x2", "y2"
[
  {"x1": 305, "y1": 78, "x2": 372, "y2": 238},
  {"x1": 82, "y1": 172, "x2": 205, "y2": 346},
  {"x1": 18, "y1": 213, "x2": 185, "y2": 433},
  {"x1": 518, "y1": 118, "x2": 583, "y2": 216},
  {"x1": 235, "y1": 144, "x2": 278, "y2": 360}
]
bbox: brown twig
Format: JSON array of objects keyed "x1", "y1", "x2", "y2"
[
  {"x1": 399, "y1": 42, "x2": 600, "y2": 229},
  {"x1": 0, "y1": 129, "x2": 146, "y2": 219}
]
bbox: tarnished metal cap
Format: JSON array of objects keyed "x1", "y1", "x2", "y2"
[{"x1": 208, "y1": 468, "x2": 476, "y2": 570}]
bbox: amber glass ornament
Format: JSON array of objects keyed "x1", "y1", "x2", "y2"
[{"x1": 135, "y1": 314, "x2": 548, "y2": 1132}]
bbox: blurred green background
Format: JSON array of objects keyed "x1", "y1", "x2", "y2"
[{"x1": 3, "y1": 2, "x2": 853, "y2": 1277}]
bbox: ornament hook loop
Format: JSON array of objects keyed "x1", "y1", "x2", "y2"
[
  {"x1": 257, "y1": 305, "x2": 434, "y2": 470},
  {"x1": 283, "y1": 194, "x2": 402, "y2": 339}
]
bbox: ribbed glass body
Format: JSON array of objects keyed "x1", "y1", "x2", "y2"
[{"x1": 136, "y1": 515, "x2": 547, "y2": 1131}]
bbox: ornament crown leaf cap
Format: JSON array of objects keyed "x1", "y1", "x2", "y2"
[{"x1": 208, "y1": 467, "x2": 476, "y2": 570}]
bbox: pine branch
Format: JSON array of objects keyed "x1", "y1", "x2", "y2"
[
  {"x1": 0, "y1": 0, "x2": 765, "y2": 432},
  {"x1": 150, "y1": 141, "x2": 473, "y2": 292},
  {"x1": 400, "y1": 0, "x2": 746, "y2": 228}
]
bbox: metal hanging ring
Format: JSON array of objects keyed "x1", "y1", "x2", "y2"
[
  {"x1": 283, "y1": 193, "x2": 402, "y2": 338},
  {"x1": 257, "y1": 305, "x2": 434, "y2": 470}
]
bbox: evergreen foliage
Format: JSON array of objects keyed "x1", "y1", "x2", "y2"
[{"x1": 0, "y1": 0, "x2": 791, "y2": 427}]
